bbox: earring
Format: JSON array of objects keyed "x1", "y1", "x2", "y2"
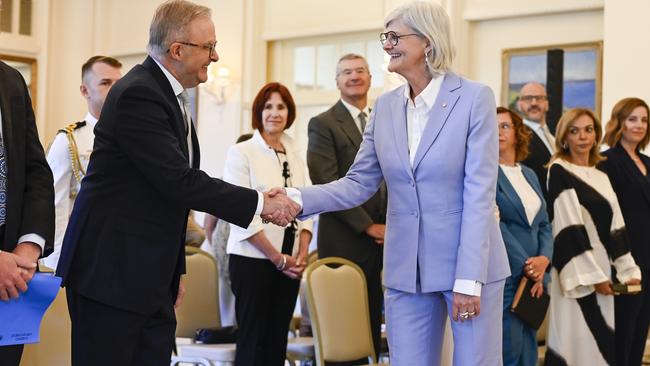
[{"x1": 562, "y1": 142, "x2": 568, "y2": 150}]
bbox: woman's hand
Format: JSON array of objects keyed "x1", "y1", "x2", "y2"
[
  {"x1": 594, "y1": 280, "x2": 614, "y2": 296},
  {"x1": 530, "y1": 281, "x2": 544, "y2": 299},
  {"x1": 524, "y1": 256, "x2": 550, "y2": 282}
]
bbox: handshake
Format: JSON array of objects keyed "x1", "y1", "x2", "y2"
[{"x1": 260, "y1": 187, "x2": 302, "y2": 226}]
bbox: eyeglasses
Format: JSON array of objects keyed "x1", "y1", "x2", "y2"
[
  {"x1": 519, "y1": 95, "x2": 548, "y2": 103},
  {"x1": 379, "y1": 31, "x2": 419, "y2": 46},
  {"x1": 498, "y1": 122, "x2": 513, "y2": 130},
  {"x1": 167, "y1": 41, "x2": 218, "y2": 58}
]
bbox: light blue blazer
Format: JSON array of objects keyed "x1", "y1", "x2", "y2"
[
  {"x1": 496, "y1": 165, "x2": 553, "y2": 290},
  {"x1": 298, "y1": 73, "x2": 510, "y2": 293}
]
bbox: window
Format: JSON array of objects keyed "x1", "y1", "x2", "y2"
[{"x1": 0, "y1": 0, "x2": 32, "y2": 35}]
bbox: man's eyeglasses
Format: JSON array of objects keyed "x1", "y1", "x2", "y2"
[
  {"x1": 167, "y1": 41, "x2": 218, "y2": 58},
  {"x1": 519, "y1": 95, "x2": 547, "y2": 103},
  {"x1": 379, "y1": 31, "x2": 419, "y2": 46},
  {"x1": 338, "y1": 67, "x2": 369, "y2": 77}
]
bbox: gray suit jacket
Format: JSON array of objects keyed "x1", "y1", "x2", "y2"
[{"x1": 307, "y1": 100, "x2": 386, "y2": 264}]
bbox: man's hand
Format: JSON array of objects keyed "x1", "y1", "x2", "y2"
[
  {"x1": 174, "y1": 277, "x2": 186, "y2": 309},
  {"x1": 0, "y1": 250, "x2": 36, "y2": 301},
  {"x1": 13, "y1": 242, "x2": 41, "y2": 282},
  {"x1": 452, "y1": 292, "x2": 481, "y2": 322},
  {"x1": 261, "y1": 188, "x2": 301, "y2": 226},
  {"x1": 524, "y1": 256, "x2": 550, "y2": 282},
  {"x1": 365, "y1": 224, "x2": 385, "y2": 245}
]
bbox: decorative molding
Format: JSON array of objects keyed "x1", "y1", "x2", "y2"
[{"x1": 463, "y1": 0, "x2": 603, "y2": 21}]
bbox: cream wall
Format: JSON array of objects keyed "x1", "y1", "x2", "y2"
[{"x1": 602, "y1": 0, "x2": 650, "y2": 118}]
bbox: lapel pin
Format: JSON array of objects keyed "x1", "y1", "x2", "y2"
[{"x1": 442, "y1": 102, "x2": 447, "y2": 108}]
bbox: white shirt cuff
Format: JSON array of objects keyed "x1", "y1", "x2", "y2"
[
  {"x1": 254, "y1": 191, "x2": 264, "y2": 216},
  {"x1": 285, "y1": 187, "x2": 303, "y2": 207},
  {"x1": 17, "y1": 233, "x2": 46, "y2": 256},
  {"x1": 453, "y1": 279, "x2": 483, "y2": 297}
]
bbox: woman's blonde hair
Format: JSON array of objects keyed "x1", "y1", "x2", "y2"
[
  {"x1": 384, "y1": 1, "x2": 455, "y2": 76},
  {"x1": 550, "y1": 108, "x2": 605, "y2": 166}
]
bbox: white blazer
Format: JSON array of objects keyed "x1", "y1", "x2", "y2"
[{"x1": 223, "y1": 130, "x2": 312, "y2": 259}]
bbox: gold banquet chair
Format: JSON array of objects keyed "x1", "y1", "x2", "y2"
[
  {"x1": 305, "y1": 257, "x2": 389, "y2": 366},
  {"x1": 171, "y1": 246, "x2": 236, "y2": 366}
]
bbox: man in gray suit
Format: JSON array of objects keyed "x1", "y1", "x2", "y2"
[{"x1": 306, "y1": 53, "x2": 386, "y2": 359}]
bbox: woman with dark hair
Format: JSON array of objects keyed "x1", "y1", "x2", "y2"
[
  {"x1": 223, "y1": 82, "x2": 312, "y2": 366},
  {"x1": 544, "y1": 108, "x2": 641, "y2": 365},
  {"x1": 495, "y1": 107, "x2": 552, "y2": 366},
  {"x1": 598, "y1": 97, "x2": 650, "y2": 366}
]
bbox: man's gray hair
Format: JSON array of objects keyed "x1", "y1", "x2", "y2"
[
  {"x1": 335, "y1": 53, "x2": 370, "y2": 77},
  {"x1": 384, "y1": 1, "x2": 455, "y2": 76},
  {"x1": 147, "y1": 0, "x2": 211, "y2": 57}
]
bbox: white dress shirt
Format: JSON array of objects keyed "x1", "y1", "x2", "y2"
[
  {"x1": 42, "y1": 112, "x2": 97, "y2": 269},
  {"x1": 151, "y1": 57, "x2": 264, "y2": 215},
  {"x1": 0, "y1": 102, "x2": 46, "y2": 253},
  {"x1": 500, "y1": 164, "x2": 541, "y2": 225},
  {"x1": 523, "y1": 119, "x2": 555, "y2": 154},
  {"x1": 339, "y1": 99, "x2": 371, "y2": 133}
]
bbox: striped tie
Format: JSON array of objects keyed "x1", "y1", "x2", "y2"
[{"x1": 0, "y1": 136, "x2": 7, "y2": 226}]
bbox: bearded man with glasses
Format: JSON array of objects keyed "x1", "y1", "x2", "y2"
[{"x1": 517, "y1": 82, "x2": 554, "y2": 197}]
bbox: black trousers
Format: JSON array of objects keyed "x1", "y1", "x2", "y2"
[
  {"x1": 229, "y1": 254, "x2": 300, "y2": 366},
  {"x1": 615, "y1": 269, "x2": 650, "y2": 366},
  {"x1": 66, "y1": 288, "x2": 176, "y2": 366},
  {"x1": 0, "y1": 345, "x2": 23, "y2": 366}
]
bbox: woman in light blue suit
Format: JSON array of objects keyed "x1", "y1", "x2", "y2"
[
  {"x1": 495, "y1": 107, "x2": 552, "y2": 366},
  {"x1": 281, "y1": 2, "x2": 511, "y2": 365}
]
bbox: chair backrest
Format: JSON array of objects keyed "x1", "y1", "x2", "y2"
[
  {"x1": 20, "y1": 287, "x2": 71, "y2": 366},
  {"x1": 305, "y1": 257, "x2": 376, "y2": 365},
  {"x1": 175, "y1": 246, "x2": 221, "y2": 338}
]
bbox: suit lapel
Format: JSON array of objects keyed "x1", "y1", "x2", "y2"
[
  {"x1": 142, "y1": 57, "x2": 189, "y2": 160},
  {"x1": 334, "y1": 101, "x2": 362, "y2": 149},
  {"x1": 498, "y1": 168, "x2": 530, "y2": 226},
  {"x1": 390, "y1": 87, "x2": 414, "y2": 179},
  {"x1": 412, "y1": 73, "x2": 461, "y2": 172},
  {"x1": 614, "y1": 144, "x2": 650, "y2": 205}
]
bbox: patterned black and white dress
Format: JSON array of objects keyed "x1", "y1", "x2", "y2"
[{"x1": 545, "y1": 159, "x2": 641, "y2": 366}]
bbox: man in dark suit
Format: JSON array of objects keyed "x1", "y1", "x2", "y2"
[
  {"x1": 55, "y1": 1, "x2": 298, "y2": 365},
  {"x1": 0, "y1": 61, "x2": 55, "y2": 365},
  {"x1": 306, "y1": 53, "x2": 386, "y2": 359},
  {"x1": 518, "y1": 82, "x2": 555, "y2": 196}
]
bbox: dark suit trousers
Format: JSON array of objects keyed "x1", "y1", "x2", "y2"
[
  {"x1": 66, "y1": 288, "x2": 176, "y2": 366},
  {"x1": 229, "y1": 254, "x2": 300, "y2": 366},
  {"x1": 615, "y1": 269, "x2": 650, "y2": 366},
  {"x1": 0, "y1": 345, "x2": 23, "y2": 366}
]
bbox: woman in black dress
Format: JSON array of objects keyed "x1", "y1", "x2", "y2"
[{"x1": 599, "y1": 97, "x2": 650, "y2": 366}]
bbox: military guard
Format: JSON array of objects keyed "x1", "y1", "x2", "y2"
[{"x1": 42, "y1": 56, "x2": 122, "y2": 269}]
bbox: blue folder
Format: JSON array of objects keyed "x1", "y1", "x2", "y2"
[{"x1": 0, "y1": 273, "x2": 62, "y2": 346}]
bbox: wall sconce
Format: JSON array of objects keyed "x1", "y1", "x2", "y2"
[{"x1": 202, "y1": 65, "x2": 231, "y2": 104}]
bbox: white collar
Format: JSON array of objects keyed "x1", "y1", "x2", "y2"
[
  {"x1": 523, "y1": 118, "x2": 545, "y2": 131},
  {"x1": 404, "y1": 73, "x2": 445, "y2": 109},
  {"x1": 339, "y1": 99, "x2": 370, "y2": 119},
  {"x1": 252, "y1": 129, "x2": 297, "y2": 153},
  {"x1": 84, "y1": 112, "x2": 98, "y2": 129},
  {"x1": 152, "y1": 57, "x2": 184, "y2": 97}
]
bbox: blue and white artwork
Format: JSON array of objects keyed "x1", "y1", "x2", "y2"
[{"x1": 504, "y1": 45, "x2": 600, "y2": 114}]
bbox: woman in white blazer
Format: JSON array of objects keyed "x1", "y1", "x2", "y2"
[{"x1": 223, "y1": 82, "x2": 312, "y2": 366}]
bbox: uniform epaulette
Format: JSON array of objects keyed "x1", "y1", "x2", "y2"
[{"x1": 57, "y1": 120, "x2": 87, "y2": 135}]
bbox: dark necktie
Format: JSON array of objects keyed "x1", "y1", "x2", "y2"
[
  {"x1": 359, "y1": 111, "x2": 367, "y2": 132},
  {"x1": 0, "y1": 135, "x2": 6, "y2": 226}
]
